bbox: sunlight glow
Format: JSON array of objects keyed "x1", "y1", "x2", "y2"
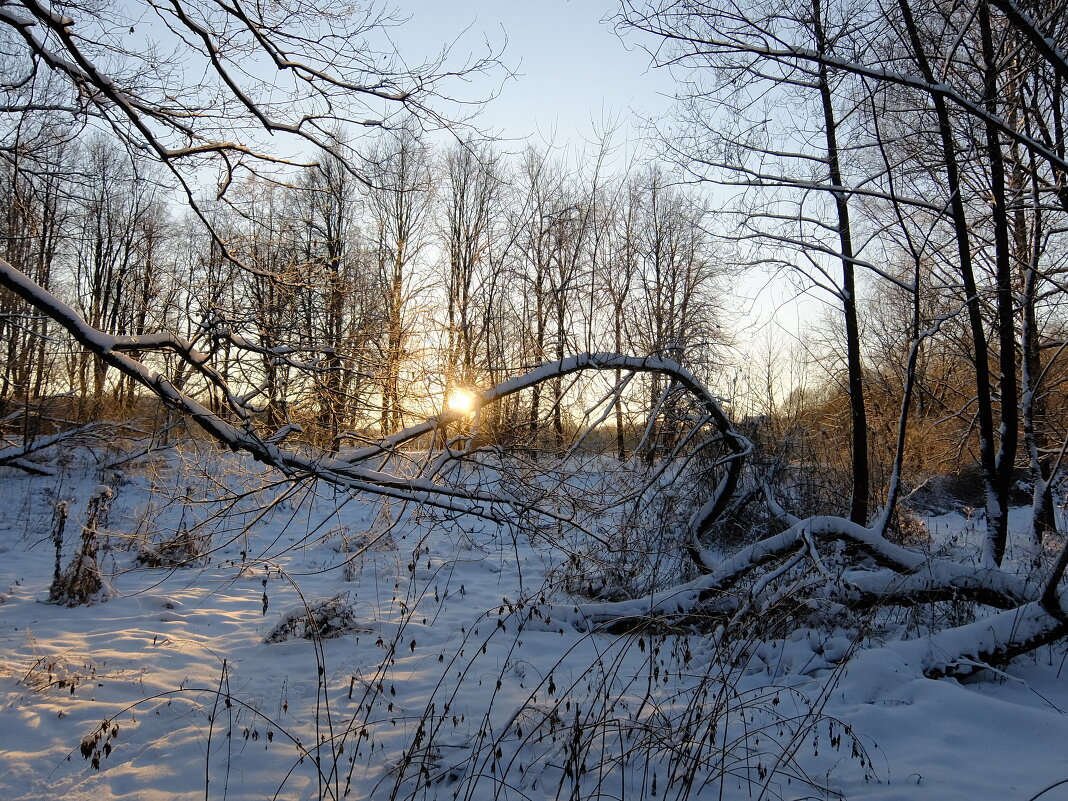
[{"x1": 447, "y1": 388, "x2": 478, "y2": 416}]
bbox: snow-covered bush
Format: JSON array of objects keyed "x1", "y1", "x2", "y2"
[
  {"x1": 264, "y1": 593, "x2": 365, "y2": 643},
  {"x1": 48, "y1": 486, "x2": 114, "y2": 607},
  {"x1": 136, "y1": 528, "x2": 211, "y2": 568}
]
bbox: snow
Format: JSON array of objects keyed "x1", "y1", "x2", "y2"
[{"x1": 2, "y1": 448, "x2": 1068, "y2": 801}]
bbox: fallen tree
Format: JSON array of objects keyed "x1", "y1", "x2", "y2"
[{"x1": 3, "y1": 255, "x2": 1067, "y2": 683}]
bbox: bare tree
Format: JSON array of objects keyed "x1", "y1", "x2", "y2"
[
  {"x1": 439, "y1": 139, "x2": 503, "y2": 395},
  {"x1": 68, "y1": 137, "x2": 169, "y2": 417},
  {"x1": 366, "y1": 126, "x2": 433, "y2": 435},
  {"x1": 295, "y1": 149, "x2": 372, "y2": 449},
  {"x1": 224, "y1": 178, "x2": 303, "y2": 430},
  {"x1": 0, "y1": 0, "x2": 501, "y2": 242},
  {"x1": 0, "y1": 122, "x2": 71, "y2": 425},
  {"x1": 628, "y1": 168, "x2": 723, "y2": 460}
]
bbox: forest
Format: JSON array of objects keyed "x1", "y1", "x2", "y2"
[{"x1": 3, "y1": 0, "x2": 1068, "y2": 799}]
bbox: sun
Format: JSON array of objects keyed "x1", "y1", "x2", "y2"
[{"x1": 447, "y1": 388, "x2": 478, "y2": 415}]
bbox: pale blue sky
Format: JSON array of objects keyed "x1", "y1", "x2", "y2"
[{"x1": 402, "y1": 1, "x2": 676, "y2": 147}]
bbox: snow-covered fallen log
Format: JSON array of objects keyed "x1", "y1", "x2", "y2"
[{"x1": 537, "y1": 515, "x2": 1037, "y2": 631}]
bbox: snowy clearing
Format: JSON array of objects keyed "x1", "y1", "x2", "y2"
[{"x1": 1, "y1": 448, "x2": 1067, "y2": 801}]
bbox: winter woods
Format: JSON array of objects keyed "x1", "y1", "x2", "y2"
[{"x1": 6, "y1": 0, "x2": 1068, "y2": 797}]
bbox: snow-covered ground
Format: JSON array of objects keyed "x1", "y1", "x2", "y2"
[{"x1": 2, "y1": 446, "x2": 1068, "y2": 801}]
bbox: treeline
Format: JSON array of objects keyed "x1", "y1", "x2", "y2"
[
  {"x1": 12, "y1": 0, "x2": 1068, "y2": 562},
  {"x1": 617, "y1": 0, "x2": 1068, "y2": 559},
  {"x1": 0, "y1": 127, "x2": 725, "y2": 449}
]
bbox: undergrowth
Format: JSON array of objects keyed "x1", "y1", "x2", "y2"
[{"x1": 48, "y1": 485, "x2": 114, "y2": 607}]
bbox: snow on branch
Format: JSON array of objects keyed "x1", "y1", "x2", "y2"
[
  {"x1": 0, "y1": 259, "x2": 748, "y2": 543},
  {"x1": 0, "y1": 421, "x2": 112, "y2": 476},
  {"x1": 546, "y1": 514, "x2": 1038, "y2": 634}
]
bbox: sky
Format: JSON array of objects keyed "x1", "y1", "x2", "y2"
[{"x1": 401, "y1": 1, "x2": 677, "y2": 149}]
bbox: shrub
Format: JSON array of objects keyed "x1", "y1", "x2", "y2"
[
  {"x1": 136, "y1": 527, "x2": 211, "y2": 568},
  {"x1": 49, "y1": 486, "x2": 113, "y2": 607},
  {"x1": 264, "y1": 593, "x2": 366, "y2": 643}
]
